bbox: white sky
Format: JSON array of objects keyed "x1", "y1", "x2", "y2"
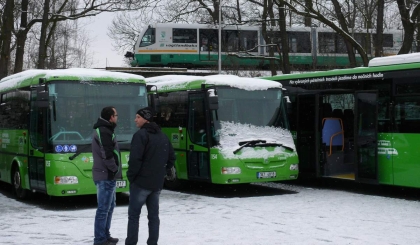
[
  {"x1": 2, "y1": 182, "x2": 420, "y2": 245},
  {"x1": 82, "y1": 12, "x2": 126, "y2": 68}
]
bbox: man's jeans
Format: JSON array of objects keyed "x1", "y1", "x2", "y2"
[
  {"x1": 125, "y1": 184, "x2": 161, "y2": 245},
  {"x1": 94, "y1": 180, "x2": 116, "y2": 245}
]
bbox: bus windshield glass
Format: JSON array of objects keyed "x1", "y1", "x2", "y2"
[
  {"x1": 48, "y1": 81, "x2": 147, "y2": 150},
  {"x1": 212, "y1": 87, "x2": 289, "y2": 142}
]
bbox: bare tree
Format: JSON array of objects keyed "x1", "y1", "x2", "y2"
[
  {"x1": 396, "y1": 0, "x2": 420, "y2": 54},
  {"x1": 0, "y1": 0, "x2": 14, "y2": 79},
  {"x1": 375, "y1": 0, "x2": 384, "y2": 57}
]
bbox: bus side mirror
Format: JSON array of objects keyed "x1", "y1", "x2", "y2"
[
  {"x1": 34, "y1": 85, "x2": 49, "y2": 108},
  {"x1": 284, "y1": 96, "x2": 292, "y2": 114},
  {"x1": 148, "y1": 93, "x2": 160, "y2": 113},
  {"x1": 207, "y1": 89, "x2": 218, "y2": 110}
]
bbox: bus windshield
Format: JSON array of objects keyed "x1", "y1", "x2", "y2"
[
  {"x1": 212, "y1": 87, "x2": 289, "y2": 143},
  {"x1": 48, "y1": 81, "x2": 147, "y2": 150}
]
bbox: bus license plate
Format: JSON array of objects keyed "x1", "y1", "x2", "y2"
[
  {"x1": 116, "y1": 181, "x2": 126, "y2": 188},
  {"x1": 257, "y1": 172, "x2": 276, "y2": 178}
]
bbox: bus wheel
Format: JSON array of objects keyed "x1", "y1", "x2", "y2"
[
  {"x1": 164, "y1": 167, "x2": 184, "y2": 190},
  {"x1": 12, "y1": 166, "x2": 29, "y2": 199}
]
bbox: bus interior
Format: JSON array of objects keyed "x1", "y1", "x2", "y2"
[{"x1": 288, "y1": 89, "x2": 377, "y2": 183}]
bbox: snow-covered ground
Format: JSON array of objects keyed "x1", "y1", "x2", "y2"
[{"x1": 1, "y1": 181, "x2": 420, "y2": 245}]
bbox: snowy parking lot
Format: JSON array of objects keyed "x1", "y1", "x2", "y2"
[{"x1": 1, "y1": 181, "x2": 420, "y2": 245}]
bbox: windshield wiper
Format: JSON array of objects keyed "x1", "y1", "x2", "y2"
[
  {"x1": 69, "y1": 144, "x2": 92, "y2": 160},
  {"x1": 233, "y1": 140, "x2": 266, "y2": 154},
  {"x1": 256, "y1": 143, "x2": 294, "y2": 152}
]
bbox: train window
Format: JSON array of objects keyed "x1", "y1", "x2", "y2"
[
  {"x1": 319, "y1": 32, "x2": 335, "y2": 53},
  {"x1": 222, "y1": 30, "x2": 239, "y2": 52},
  {"x1": 335, "y1": 34, "x2": 347, "y2": 53},
  {"x1": 288, "y1": 32, "x2": 310, "y2": 53},
  {"x1": 173, "y1": 28, "x2": 197, "y2": 44},
  {"x1": 354, "y1": 33, "x2": 371, "y2": 54},
  {"x1": 372, "y1": 34, "x2": 394, "y2": 48},
  {"x1": 199, "y1": 29, "x2": 218, "y2": 51},
  {"x1": 239, "y1": 31, "x2": 258, "y2": 52},
  {"x1": 267, "y1": 31, "x2": 310, "y2": 53},
  {"x1": 139, "y1": 27, "x2": 155, "y2": 47},
  {"x1": 319, "y1": 32, "x2": 349, "y2": 54}
]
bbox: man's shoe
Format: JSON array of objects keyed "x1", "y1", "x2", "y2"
[{"x1": 108, "y1": 237, "x2": 119, "y2": 243}]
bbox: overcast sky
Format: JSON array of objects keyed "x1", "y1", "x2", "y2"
[{"x1": 83, "y1": 12, "x2": 127, "y2": 68}]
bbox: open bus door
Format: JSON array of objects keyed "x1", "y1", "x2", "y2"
[
  {"x1": 296, "y1": 93, "x2": 321, "y2": 177},
  {"x1": 354, "y1": 91, "x2": 378, "y2": 184},
  {"x1": 186, "y1": 92, "x2": 211, "y2": 181}
]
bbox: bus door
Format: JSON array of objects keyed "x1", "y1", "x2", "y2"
[
  {"x1": 199, "y1": 29, "x2": 218, "y2": 62},
  {"x1": 296, "y1": 93, "x2": 321, "y2": 177},
  {"x1": 186, "y1": 92, "x2": 211, "y2": 181},
  {"x1": 28, "y1": 86, "x2": 48, "y2": 193},
  {"x1": 354, "y1": 91, "x2": 378, "y2": 183}
]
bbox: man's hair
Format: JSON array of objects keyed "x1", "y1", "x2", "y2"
[{"x1": 101, "y1": 106, "x2": 115, "y2": 121}]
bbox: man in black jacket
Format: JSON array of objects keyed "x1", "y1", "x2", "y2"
[
  {"x1": 92, "y1": 106, "x2": 121, "y2": 245},
  {"x1": 125, "y1": 107, "x2": 175, "y2": 245}
]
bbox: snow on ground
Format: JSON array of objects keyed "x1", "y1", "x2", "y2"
[{"x1": 1, "y1": 182, "x2": 420, "y2": 245}]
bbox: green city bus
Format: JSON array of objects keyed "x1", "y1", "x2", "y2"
[
  {"x1": 0, "y1": 68, "x2": 147, "y2": 198},
  {"x1": 145, "y1": 75, "x2": 298, "y2": 189},
  {"x1": 263, "y1": 52, "x2": 420, "y2": 188}
]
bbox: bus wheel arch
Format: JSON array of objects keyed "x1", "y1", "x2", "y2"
[
  {"x1": 11, "y1": 162, "x2": 30, "y2": 199},
  {"x1": 164, "y1": 166, "x2": 184, "y2": 190}
]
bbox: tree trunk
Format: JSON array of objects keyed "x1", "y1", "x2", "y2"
[
  {"x1": 37, "y1": 0, "x2": 51, "y2": 69},
  {"x1": 331, "y1": 0, "x2": 357, "y2": 67},
  {"x1": 14, "y1": 0, "x2": 29, "y2": 73},
  {"x1": 0, "y1": 0, "x2": 15, "y2": 79},
  {"x1": 279, "y1": 0, "x2": 290, "y2": 74},
  {"x1": 304, "y1": 0, "x2": 312, "y2": 27},
  {"x1": 396, "y1": 0, "x2": 420, "y2": 54},
  {"x1": 375, "y1": 0, "x2": 384, "y2": 57}
]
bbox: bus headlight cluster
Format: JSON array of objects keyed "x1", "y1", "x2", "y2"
[
  {"x1": 289, "y1": 164, "x2": 299, "y2": 171},
  {"x1": 221, "y1": 167, "x2": 241, "y2": 174},
  {"x1": 54, "y1": 176, "x2": 78, "y2": 184}
]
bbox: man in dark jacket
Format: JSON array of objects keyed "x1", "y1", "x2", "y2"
[
  {"x1": 92, "y1": 106, "x2": 122, "y2": 245},
  {"x1": 125, "y1": 107, "x2": 175, "y2": 245}
]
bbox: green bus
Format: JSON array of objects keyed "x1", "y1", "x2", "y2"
[
  {"x1": 145, "y1": 75, "x2": 298, "y2": 189},
  {"x1": 263, "y1": 52, "x2": 420, "y2": 188},
  {"x1": 0, "y1": 68, "x2": 147, "y2": 198}
]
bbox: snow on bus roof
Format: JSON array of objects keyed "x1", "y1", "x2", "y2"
[
  {"x1": 0, "y1": 68, "x2": 145, "y2": 91},
  {"x1": 145, "y1": 74, "x2": 282, "y2": 91},
  {"x1": 369, "y1": 53, "x2": 420, "y2": 67}
]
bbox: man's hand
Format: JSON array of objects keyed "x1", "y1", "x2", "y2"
[{"x1": 166, "y1": 168, "x2": 174, "y2": 180}]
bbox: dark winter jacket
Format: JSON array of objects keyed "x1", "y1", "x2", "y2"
[
  {"x1": 92, "y1": 117, "x2": 122, "y2": 182},
  {"x1": 127, "y1": 122, "x2": 175, "y2": 191}
]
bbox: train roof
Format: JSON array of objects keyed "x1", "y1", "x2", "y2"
[
  {"x1": 148, "y1": 23, "x2": 261, "y2": 31},
  {"x1": 0, "y1": 68, "x2": 145, "y2": 92},
  {"x1": 146, "y1": 23, "x2": 400, "y2": 33},
  {"x1": 146, "y1": 74, "x2": 283, "y2": 92}
]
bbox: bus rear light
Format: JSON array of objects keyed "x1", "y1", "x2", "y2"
[
  {"x1": 289, "y1": 164, "x2": 299, "y2": 171},
  {"x1": 54, "y1": 176, "x2": 78, "y2": 184},
  {"x1": 221, "y1": 167, "x2": 241, "y2": 174}
]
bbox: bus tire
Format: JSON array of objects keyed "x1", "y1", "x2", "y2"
[
  {"x1": 12, "y1": 165, "x2": 30, "y2": 199},
  {"x1": 164, "y1": 167, "x2": 184, "y2": 190}
]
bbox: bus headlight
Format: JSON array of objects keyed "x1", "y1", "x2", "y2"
[
  {"x1": 289, "y1": 164, "x2": 299, "y2": 171},
  {"x1": 54, "y1": 176, "x2": 78, "y2": 184},
  {"x1": 221, "y1": 167, "x2": 241, "y2": 174}
]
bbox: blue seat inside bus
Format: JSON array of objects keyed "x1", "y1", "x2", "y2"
[{"x1": 322, "y1": 118, "x2": 344, "y2": 156}]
